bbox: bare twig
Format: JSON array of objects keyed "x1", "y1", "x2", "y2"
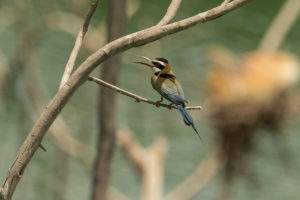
[
  {"x1": 157, "y1": 0, "x2": 182, "y2": 26},
  {"x1": 0, "y1": 1, "x2": 253, "y2": 199},
  {"x1": 59, "y1": 0, "x2": 100, "y2": 90},
  {"x1": 88, "y1": 76, "x2": 202, "y2": 110},
  {"x1": 259, "y1": 0, "x2": 300, "y2": 51}
]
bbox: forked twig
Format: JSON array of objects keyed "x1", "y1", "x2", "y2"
[
  {"x1": 59, "y1": 0, "x2": 100, "y2": 90},
  {"x1": 157, "y1": 0, "x2": 182, "y2": 26}
]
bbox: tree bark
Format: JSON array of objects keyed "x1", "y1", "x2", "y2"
[{"x1": 92, "y1": 1, "x2": 127, "y2": 200}]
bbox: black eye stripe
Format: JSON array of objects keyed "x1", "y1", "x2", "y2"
[
  {"x1": 152, "y1": 62, "x2": 165, "y2": 69},
  {"x1": 153, "y1": 62, "x2": 164, "y2": 69}
]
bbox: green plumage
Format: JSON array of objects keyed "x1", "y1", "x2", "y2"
[{"x1": 151, "y1": 74, "x2": 185, "y2": 102}]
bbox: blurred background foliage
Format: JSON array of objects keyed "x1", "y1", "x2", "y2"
[{"x1": 0, "y1": 0, "x2": 300, "y2": 200}]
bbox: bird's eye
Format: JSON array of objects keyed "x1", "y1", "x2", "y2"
[{"x1": 153, "y1": 62, "x2": 165, "y2": 69}]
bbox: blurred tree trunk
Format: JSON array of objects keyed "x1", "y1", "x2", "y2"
[{"x1": 92, "y1": 1, "x2": 127, "y2": 200}]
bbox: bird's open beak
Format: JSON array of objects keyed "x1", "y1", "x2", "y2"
[{"x1": 134, "y1": 55, "x2": 154, "y2": 68}]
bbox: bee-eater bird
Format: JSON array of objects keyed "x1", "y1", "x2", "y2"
[{"x1": 135, "y1": 56, "x2": 202, "y2": 140}]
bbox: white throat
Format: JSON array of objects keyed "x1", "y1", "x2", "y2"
[{"x1": 152, "y1": 67, "x2": 161, "y2": 73}]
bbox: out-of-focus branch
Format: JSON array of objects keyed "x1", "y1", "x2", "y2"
[
  {"x1": 157, "y1": 0, "x2": 182, "y2": 26},
  {"x1": 59, "y1": 0, "x2": 100, "y2": 90},
  {"x1": 0, "y1": 1, "x2": 253, "y2": 199},
  {"x1": 259, "y1": 0, "x2": 300, "y2": 51},
  {"x1": 164, "y1": 151, "x2": 221, "y2": 200},
  {"x1": 118, "y1": 129, "x2": 168, "y2": 200},
  {"x1": 88, "y1": 76, "x2": 202, "y2": 110},
  {"x1": 118, "y1": 131, "x2": 220, "y2": 200}
]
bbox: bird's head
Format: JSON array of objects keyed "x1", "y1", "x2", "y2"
[{"x1": 135, "y1": 56, "x2": 173, "y2": 76}]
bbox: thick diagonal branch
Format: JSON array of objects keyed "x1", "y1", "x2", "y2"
[{"x1": 0, "y1": 1, "x2": 253, "y2": 199}]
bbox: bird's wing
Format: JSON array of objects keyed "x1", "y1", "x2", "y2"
[
  {"x1": 161, "y1": 79, "x2": 187, "y2": 104},
  {"x1": 174, "y1": 79, "x2": 185, "y2": 99}
]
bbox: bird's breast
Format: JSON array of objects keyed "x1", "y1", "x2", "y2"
[
  {"x1": 151, "y1": 75, "x2": 160, "y2": 91},
  {"x1": 151, "y1": 75, "x2": 166, "y2": 97}
]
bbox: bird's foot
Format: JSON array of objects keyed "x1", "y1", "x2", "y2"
[
  {"x1": 155, "y1": 101, "x2": 161, "y2": 107},
  {"x1": 168, "y1": 103, "x2": 174, "y2": 110},
  {"x1": 155, "y1": 96, "x2": 164, "y2": 107}
]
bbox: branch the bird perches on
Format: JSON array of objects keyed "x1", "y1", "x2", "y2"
[{"x1": 88, "y1": 76, "x2": 202, "y2": 110}]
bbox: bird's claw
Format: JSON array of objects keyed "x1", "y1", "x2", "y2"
[
  {"x1": 168, "y1": 103, "x2": 174, "y2": 110},
  {"x1": 155, "y1": 96, "x2": 164, "y2": 107},
  {"x1": 155, "y1": 101, "x2": 161, "y2": 107}
]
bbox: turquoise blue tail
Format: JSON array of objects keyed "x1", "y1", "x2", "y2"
[
  {"x1": 165, "y1": 94, "x2": 203, "y2": 141},
  {"x1": 176, "y1": 104, "x2": 203, "y2": 142}
]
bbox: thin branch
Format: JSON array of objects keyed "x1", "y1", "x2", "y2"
[
  {"x1": 59, "y1": 0, "x2": 100, "y2": 90},
  {"x1": 258, "y1": 0, "x2": 300, "y2": 51},
  {"x1": 88, "y1": 76, "x2": 202, "y2": 110},
  {"x1": 0, "y1": 1, "x2": 253, "y2": 199},
  {"x1": 157, "y1": 0, "x2": 182, "y2": 26}
]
